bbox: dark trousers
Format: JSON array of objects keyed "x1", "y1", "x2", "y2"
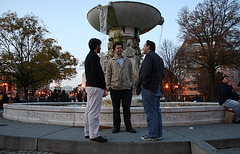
[{"x1": 110, "y1": 89, "x2": 132, "y2": 129}]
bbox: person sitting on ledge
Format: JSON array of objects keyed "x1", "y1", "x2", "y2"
[
  {"x1": 238, "y1": 81, "x2": 240, "y2": 101},
  {"x1": 218, "y1": 75, "x2": 240, "y2": 123}
]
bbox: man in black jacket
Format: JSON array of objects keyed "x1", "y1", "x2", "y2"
[
  {"x1": 84, "y1": 38, "x2": 108, "y2": 143},
  {"x1": 137, "y1": 40, "x2": 164, "y2": 141},
  {"x1": 218, "y1": 75, "x2": 240, "y2": 123}
]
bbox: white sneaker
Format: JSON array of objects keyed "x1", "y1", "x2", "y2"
[{"x1": 141, "y1": 135, "x2": 163, "y2": 141}]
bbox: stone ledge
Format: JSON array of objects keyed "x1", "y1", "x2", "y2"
[{"x1": 3, "y1": 102, "x2": 225, "y2": 127}]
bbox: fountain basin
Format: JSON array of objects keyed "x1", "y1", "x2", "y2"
[
  {"x1": 87, "y1": 1, "x2": 164, "y2": 35},
  {"x1": 3, "y1": 102, "x2": 225, "y2": 127}
]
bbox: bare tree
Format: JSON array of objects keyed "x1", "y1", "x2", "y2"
[
  {"x1": 177, "y1": 0, "x2": 240, "y2": 101},
  {"x1": 159, "y1": 39, "x2": 183, "y2": 101}
]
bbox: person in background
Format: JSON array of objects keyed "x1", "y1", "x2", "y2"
[
  {"x1": 238, "y1": 81, "x2": 240, "y2": 101},
  {"x1": 84, "y1": 38, "x2": 108, "y2": 143},
  {"x1": 185, "y1": 96, "x2": 192, "y2": 102},
  {"x1": 39, "y1": 94, "x2": 45, "y2": 102},
  {"x1": 0, "y1": 92, "x2": 8, "y2": 109},
  {"x1": 77, "y1": 90, "x2": 83, "y2": 102},
  {"x1": 59, "y1": 90, "x2": 68, "y2": 102},
  {"x1": 51, "y1": 89, "x2": 59, "y2": 102},
  {"x1": 57, "y1": 90, "x2": 61, "y2": 102},
  {"x1": 82, "y1": 89, "x2": 87, "y2": 102},
  {"x1": 14, "y1": 94, "x2": 20, "y2": 103},
  {"x1": 105, "y1": 42, "x2": 136, "y2": 134},
  {"x1": 193, "y1": 94, "x2": 201, "y2": 102},
  {"x1": 218, "y1": 75, "x2": 240, "y2": 123},
  {"x1": 137, "y1": 40, "x2": 164, "y2": 141},
  {"x1": 70, "y1": 93, "x2": 76, "y2": 102},
  {"x1": 29, "y1": 94, "x2": 35, "y2": 102}
]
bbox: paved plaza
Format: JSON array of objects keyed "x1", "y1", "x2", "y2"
[{"x1": 0, "y1": 110, "x2": 240, "y2": 154}]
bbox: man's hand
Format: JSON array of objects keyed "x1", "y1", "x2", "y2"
[{"x1": 103, "y1": 89, "x2": 108, "y2": 97}]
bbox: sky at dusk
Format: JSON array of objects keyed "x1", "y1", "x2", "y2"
[{"x1": 0, "y1": 0, "x2": 203, "y2": 88}]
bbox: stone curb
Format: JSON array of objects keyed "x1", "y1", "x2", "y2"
[
  {"x1": 1, "y1": 133, "x2": 239, "y2": 154},
  {"x1": 191, "y1": 140, "x2": 222, "y2": 154}
]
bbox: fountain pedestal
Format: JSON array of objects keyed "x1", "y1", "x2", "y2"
[
  {"x1": 87, "y1": 1, "x2": 164, "y2": 91},
  {"x1": 3, "y1": 102, "x2": 225, "y2": 127}
]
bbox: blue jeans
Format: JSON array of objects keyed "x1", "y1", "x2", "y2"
[
  {"x1": 222, "y1": 99, "x2": 240, "y2": 122},
  {"x1": 142, "y1": 88, "x2": 162, "y2": 138}
]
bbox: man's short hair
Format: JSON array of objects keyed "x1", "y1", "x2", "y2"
[
  {"x1": 222, "y1": 75, "x2": 229, "y2": 81},
  {"x1": 89, "y1": 38, "x2": 101, "y2": 51},
  {"x1": 146, "y1": 40, "x2": 155, "y2": 52},
  {"x1": 113, "y1": 42, "x2": 122, "y2": 50}
]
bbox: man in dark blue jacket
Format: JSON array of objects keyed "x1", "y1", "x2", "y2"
[
  {"x1": 137, "y1": 40, "x2": 164, "y2": 141},
  {"x1": 218, "y1": 75, "x2": 240, "y2": 123},
  {"x1": 84, "y1": 38, "x2": 108, "y2": 143}
]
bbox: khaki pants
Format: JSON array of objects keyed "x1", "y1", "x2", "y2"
[{"x1": 84, "y1": 86, "x2": 103, "y2": 139}]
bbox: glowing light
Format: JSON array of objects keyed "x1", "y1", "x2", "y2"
[
  {"x1": 1, "y1": 83, "x2": 8, "y2": 86},
  {"x1": 81, "y1": 84, "x2": 86, "y2": 88},
  {"x1": 165, "y1": 84, "x2": 169, "y2": 89}
]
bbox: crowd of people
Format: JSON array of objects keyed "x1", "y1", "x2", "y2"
[
  {"x1": 42, "y1": 89, "x2": 87, "y2": 102},
  {"x1": 0, "y1": 88, "x2": 87, "y2": 107}
]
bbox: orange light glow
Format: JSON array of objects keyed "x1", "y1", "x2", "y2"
[
  {"x1": 2, "y1": 83, "x2": 8, "y2": 86},
  {"x1": 81, "y1": 84, "x2": 86, "y2": 88},
  {"x1": 165, "y1": 84, "x2": 169, "y2": 89}
]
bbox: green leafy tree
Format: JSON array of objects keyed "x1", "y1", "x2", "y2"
[
  {"x1": 0, "y1": 11, "x2": 78, "y2": 100},
  {"x1": 177, "y1": 0, "x2": 240, "y2": 101}
]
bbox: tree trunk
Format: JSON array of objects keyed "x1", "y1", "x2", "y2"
[
  {"x1": 209, "y1": 70, "x2": 216, "y2": 102},
  {"x1": 169, "y1": 88, "x2": 173, "y2": 102},
  {"x1": 24, "y1": 87, "x2": 28, "y2": 101}
]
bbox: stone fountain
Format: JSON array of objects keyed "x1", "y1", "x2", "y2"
[
  {"x1": 3, "y1": 102, "x2": 224, "y2": 127},
  {"x1": 3, "y1": 1, "x2": 226, "y2": 128},
  {"x1": 87, "y1": 1, "x2": 164, "y2": 91}
]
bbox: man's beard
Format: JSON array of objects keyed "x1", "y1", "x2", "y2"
[{"x1": 97, "y1": 48, "x2": 101, "y2": 53}]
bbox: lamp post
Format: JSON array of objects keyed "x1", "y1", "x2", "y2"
[
  {"x1": 165, "y1": 83, "x2": 169, "y2": 89},
  {"x1": 3, "y1": 82, "x2": 8, "y2": 94},
  {"x1": 174, "y1": 85, "x2": 179, "y2": 101}
]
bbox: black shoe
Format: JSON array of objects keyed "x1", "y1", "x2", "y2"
[
  {"x1": 112, "y1": 127, "x2": 120, "y2": 133},
  {"x1": 126, "y1": 127, "x2": 136, "y2": 133},
  {"x1": 85, "y1": 136, "x2": 89, "y2": 138},
  {"x1": 233, "y1": 120, "x2": 240, "y2": 124},
  {"x1": 90, "y1": 136, "x2": 107, "y2": 143}
]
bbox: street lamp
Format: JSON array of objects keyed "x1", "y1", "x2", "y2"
[
  {"x1": 165, "y1": 84, "x2": 169, "y2": 89},
  {"x1": 81, "y1": 84, "x2": 86, "y2": 89},
  {"x1": 174, "y1": 85, "x2": 179, "y2": 100}
]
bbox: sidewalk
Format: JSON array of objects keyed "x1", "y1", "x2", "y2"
[{"x1": 0, "y1": 110, "x2": 240, "y2": 154}]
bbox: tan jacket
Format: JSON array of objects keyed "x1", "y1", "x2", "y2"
[{"x1": 105, "y1": 56, "x2": 134, "y2": 90}]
